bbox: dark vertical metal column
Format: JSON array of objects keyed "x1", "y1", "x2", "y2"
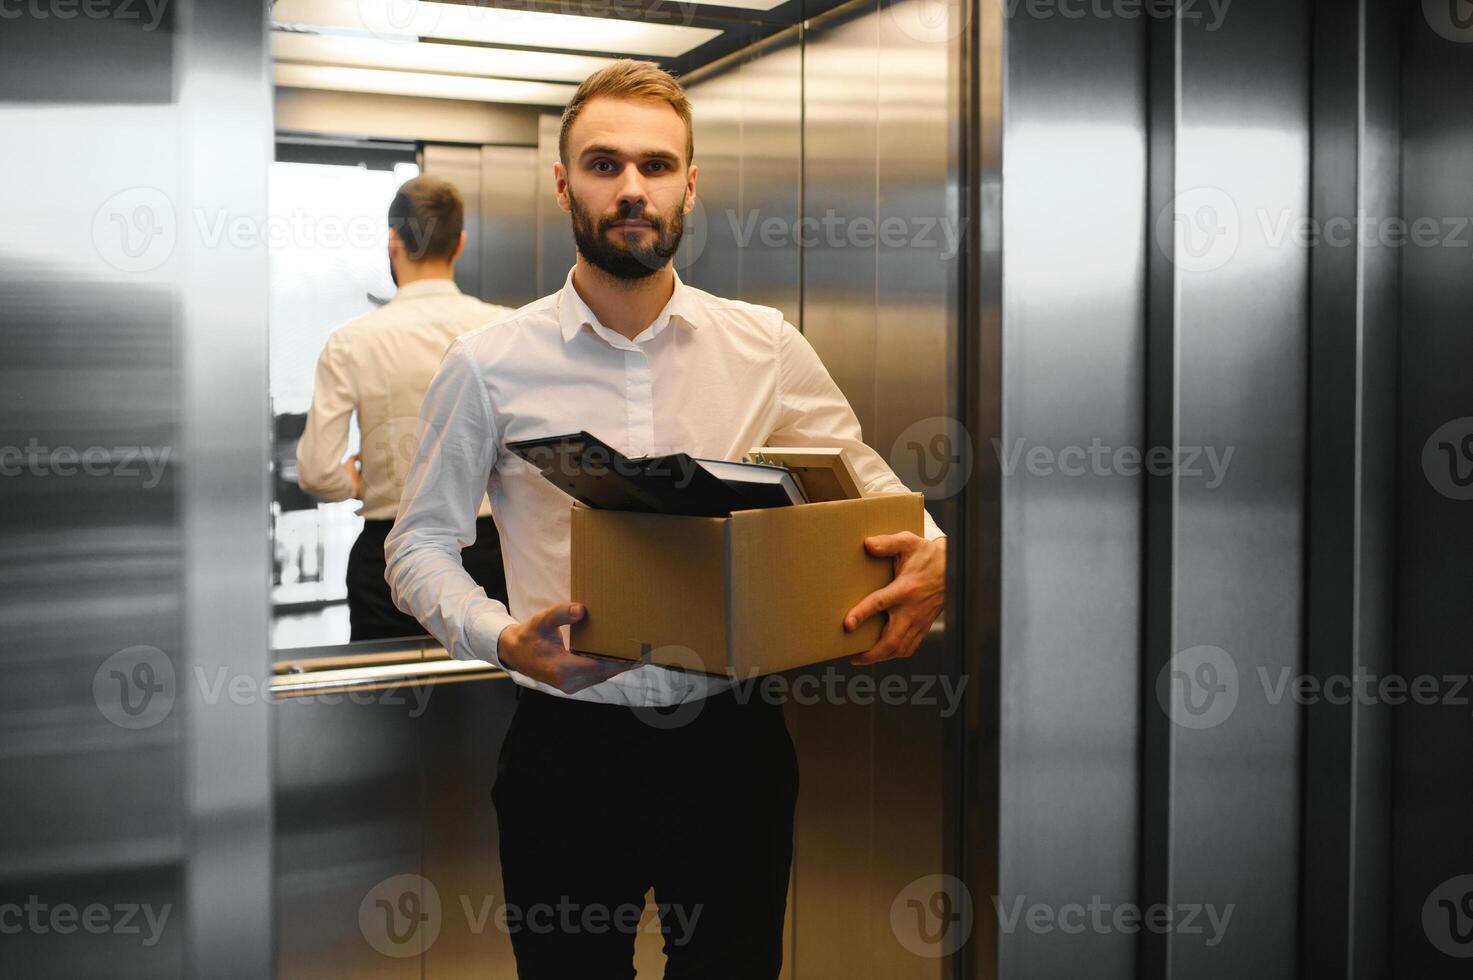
[
  {"x1": 1138, "y1": 8, "x2": 1181, "y2": 979},
  {"x1": 961, "y1": 0, "x2": 1004, "y2": 976},
  {"x1": 1392, "y1": 3, "x2": 1473, "y2": 976},
  {"x1": 1300, "y1": 0, "x2": 1398, "y2": 976}
]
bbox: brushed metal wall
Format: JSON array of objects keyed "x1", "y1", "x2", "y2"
[
  {"x1": 976, "y1": 0, "x2": 1468, "y2": 977},
  {"x1": 421, "y1": 142, "x2": 540, "y2": 310},
  {"x1": 0, "y1": 1, "x2": 274, "y2": 978},
  {"x1": 681, "y1": 5, "x2": 961, "y2": 976},
  {"x1": 993, "y1": 4, "x2": 1148, "y2": 977}
]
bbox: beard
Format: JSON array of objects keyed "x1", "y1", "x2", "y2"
[{"x1": 568, "y1": 185, "x2": 686, "y2": 280}]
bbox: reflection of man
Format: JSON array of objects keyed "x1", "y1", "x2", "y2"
[
  {"x1": 385, "y1": 62, "x2": 947, "y2": 978},
  {"x1": 297, "y1": 176, "x2": 513, "y2": 641}
]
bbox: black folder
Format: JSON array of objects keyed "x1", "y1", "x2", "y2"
[{"x1": 506, "y1": 431, "x2": 805, "y2": 517}]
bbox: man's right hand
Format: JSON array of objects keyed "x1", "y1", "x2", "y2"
[{"x1": 495, "y1": 602, "x2": 637, "y2": 694}]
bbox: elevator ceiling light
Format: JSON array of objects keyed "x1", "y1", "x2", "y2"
[
  {"x1": 272, "y1": 0, "x2": 723, "y2": 58},
  {"x1": 272, "y1": 31, "x2": 619, "y2": 83},
  {"x1": 275, "y1": 63, "x2": 579, "y2": 106}
]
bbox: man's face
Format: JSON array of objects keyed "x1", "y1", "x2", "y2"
[{"x1": 556, "y1": 96, "x2": 697, "y2": 280}]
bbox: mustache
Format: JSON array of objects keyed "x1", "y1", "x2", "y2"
[{"x1": 598, "y1": 201, "x2": 665, "y2": 231}]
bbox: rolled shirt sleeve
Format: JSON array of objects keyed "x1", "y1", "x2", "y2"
[
  {"x1": 770, "y1": 320, "x2": 945, "y2": 541},
  {"x1": 384, "y1": 338, "x2": 516, "y2": 665},
  {"x1": 296, "y1": 332, "x2": 358, "y2": 502}
]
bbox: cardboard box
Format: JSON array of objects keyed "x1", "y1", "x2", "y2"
[{"x1": 569, "y1": 492, "x2": 924, "y2": 676}]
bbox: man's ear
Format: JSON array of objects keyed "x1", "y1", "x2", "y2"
[
  {"x1": 451, "y1": 229, "x2": 467, "y2": 262},
  {"x1": 554, "y1": 161, "x2": 572, "y2": 214},
  {"x1": 387, "y1": 226, "x2": 404, "y2": 257},
  {"x1": 683, "y1": 162, "x2": 698, "y2": 215}
]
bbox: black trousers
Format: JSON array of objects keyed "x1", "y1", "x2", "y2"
[
  {"x1": 492, "y1": 687, "x2": 799, "y2": 979},
  {"x1": 346, "y1": 515, "x2": 508, "y2": 642}
]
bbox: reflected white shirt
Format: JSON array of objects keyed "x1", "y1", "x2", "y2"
[
  {"x1": 296, "y1": 278, "x2": 512, "y2": 520},
  {"x1": 385, "y1": 266, "x2": 943, "y2": 707}
]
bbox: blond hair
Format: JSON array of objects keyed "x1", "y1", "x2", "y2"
[{"x1": 559, "y1": 59, "x2": 693, "y2": 166}]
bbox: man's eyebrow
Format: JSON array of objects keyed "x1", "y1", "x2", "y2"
[{"x1": 578, "y1": 144, "x2": 681, "y2": 163}]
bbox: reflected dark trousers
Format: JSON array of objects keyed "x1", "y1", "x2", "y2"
[
  {"x1": 492, "y1": 687, "x2": 799, "y2": 979},
  {"x1": 346, "y1": 515, "x2": 508, "y2": 642}
]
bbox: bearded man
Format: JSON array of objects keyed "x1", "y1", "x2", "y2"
[{"x1": 385, "y1": 59, "x2": 947, "y2": 980}]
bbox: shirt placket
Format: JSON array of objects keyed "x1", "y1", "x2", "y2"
[{"x1": 625, "y1": 347, "x2": 655, "y2": 456}]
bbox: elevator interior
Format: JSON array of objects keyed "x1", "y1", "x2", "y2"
[
  {"x1": 4, "y1": 0, "x2": 1473, "y2": 978},
  {"x1": 268, "y1": 0, "x2": 960, "y2": 977}
]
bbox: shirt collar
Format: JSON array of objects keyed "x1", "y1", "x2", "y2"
[
  {"x1": 390, "y1": 278, "x2": 464, "y2": 302},
  {"x1": 557, "y1": 265, "x2": 701, "y2": 345}
]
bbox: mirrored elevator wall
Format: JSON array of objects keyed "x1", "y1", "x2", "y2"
[
  {"x1": 971, "y1": 0, "x2": 1473, "y2": 977},
  {"x1": 0, "y1": 3, "x2": 275, "y2": 979}
]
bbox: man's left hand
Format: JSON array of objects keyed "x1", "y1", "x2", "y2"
[{"x1": 843, "y1": 533, "x2": 946, "y2": 665}]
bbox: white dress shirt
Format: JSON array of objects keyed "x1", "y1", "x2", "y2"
[
  {"x1": 385, "y1": 267, "x2": 943, "y2": 707},
  {"x1": 296, "y1": 278, "x2": 513, "y2": 520}
]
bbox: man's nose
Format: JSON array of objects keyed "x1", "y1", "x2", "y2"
[{"x1": 615, "y1": 163, "x2": 648, "y2": 210}]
